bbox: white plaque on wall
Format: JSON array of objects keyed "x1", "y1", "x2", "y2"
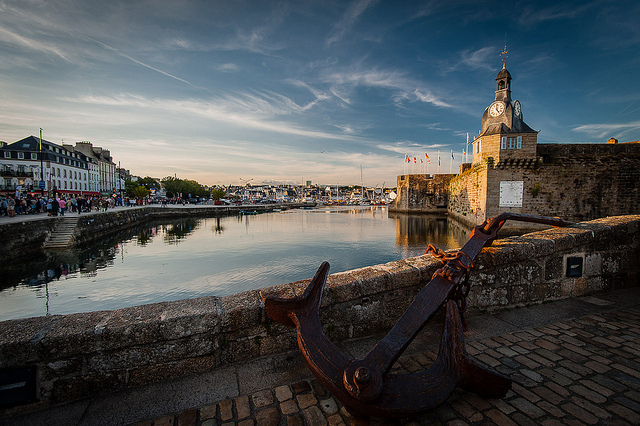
[{"x1": 499, "y1": 181, "x2": 524, "y2": 207}]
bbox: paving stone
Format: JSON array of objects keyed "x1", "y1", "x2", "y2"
[
  {"x1": 255, "y1": 407, "x2": 280, "y2": 426},
  {"x1": 286, "y1": 414, "x2": 305, "y2": 426},
  {"x1": 252, "y1": 389, "x2": 274, "y2": 408},
  {"x1": 485, "y1": 408, "x2": 518, "y2": 426},
  {"x1": 561, "y1": 402, "x2": 599, "y2": 424},
  {"x1": 201, "y1": 420, "x2": 216, "y2": 426},
  {"x1": 238, "y1": 420, "x2": 254, "y2": 426},
  {"x1": 236, "y1": 395, "x2": 251, "y2": 420},
  {"x1": 275, "y1": 385, "x2": 293, "y2": 402},
  {"x1": 296, "y1": 393, "x2": 318, "y2": 409},
  {"x1": 303, "y1": 405, "x2": 327, "y2": 425},
  {"x1": 569, "y1": 385, "x2": 607, "y2": 404},
  {"x1": 531, "y1": 386, "x2": 564, "y2": 405},
  {"x1": 450, "y1": 399, "x2": 482, "y2": 422},
  {"x1": 219, "y1": 399, "x2": 233, "y2": 421},
  {"x1": 154, "y1": 416, "x2": 175, "y2": 426},
  {"x1": 291, "y1": 381, "x2": 311, "y2": 394},
  {"x1": 327, "y1": 414, "x2": 346, "y2": 426},
  {"x1": 519, "y1": 369, "x2": 544, "y2": 383},
  {"x1": 319, "y1": 397, "x2": 339, "y2": 415},
  {"x1": 177, "y1": 408, "x2": 197, "y2": 426},
  {"x1": 281, "y1": 399, "x2": 299, "y2": 415},
  {"x1": 606, "y1": 402, "x2": 640, "y2": 424},
  {"x1": 199, "y1": 403, "x2": 217, "y2": 420},
  {"x1": 489, "y1": 398, "x2": 516, "y2": 415},
  {"x1": 570, "y1": 396, "x2": 613, "y2": 420},
  {"x1": 310, "y1": 380, "x2": 329, "y2": 398},
  {"x1": 509, "y1": 397, "x2": 545, "y2": 419},
  {"x1": 538, "y1": 400, "x2": 565, "y2": 418},
  {"x1": 512, "y1": 382, "x2": 542, "y2": 403}
]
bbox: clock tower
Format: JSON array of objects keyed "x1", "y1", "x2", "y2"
[{"x1": 472, "y1": 64, "x2": 538, "y2": 165}]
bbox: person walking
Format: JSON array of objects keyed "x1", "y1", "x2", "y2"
[
  {"x1": 59, "y1": 197, "x2": 67, "y2": 216},
  {"x1": 51, "y1": 197, "x2": 59, "y2": 217},
  {"x1": 7, "y1": 196, "x2": 15, "y2": 217}
]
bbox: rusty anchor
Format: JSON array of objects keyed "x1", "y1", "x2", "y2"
[{"x1": 261, "y1": 213, "x2": 571, "y2": 418}]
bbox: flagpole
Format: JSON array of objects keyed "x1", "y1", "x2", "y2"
[
  {"x1": 437, "y1": 150, "x2": 440, "y2": 174},
  {"x1": 449, "y1": 150, "x2": 453, "y2": 174},
  {"x1": 466, "y1": 133, "x2": 469, "y2": 163}
]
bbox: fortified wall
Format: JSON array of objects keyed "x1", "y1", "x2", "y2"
[
  {"x1": 389, "y1": 174, "x2": 454, "y2": 213},
  {"x1": 1, "y1": 215, "x2": 638, "y2": 417},
  {"x1": 448, "y1": 142, "x2": 640, "y2": 228}
]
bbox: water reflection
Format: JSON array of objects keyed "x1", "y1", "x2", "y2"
[{"x1": 0, "y1": 208, "x2": 474, "y2": 320}]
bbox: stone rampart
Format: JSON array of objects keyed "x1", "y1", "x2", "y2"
[
  {"x1": 389, "y1": 174, "x2": 454, "y2": 213},
  {"x1": 0, "y1": 215, "x2": 638, "y2": 416}
]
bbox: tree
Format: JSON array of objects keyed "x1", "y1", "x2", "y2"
[
  {"x1": 211, "y1": 188, "x2": 226, "y2": 200},
  {"x1": 133, "y1": 185, "x2": 150, "y2": 199}
]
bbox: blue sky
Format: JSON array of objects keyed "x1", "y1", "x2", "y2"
[{"x1": 1, "y1": 0, "x2": 638, "y2": 186}]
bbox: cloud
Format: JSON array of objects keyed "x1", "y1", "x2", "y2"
[
  {"x1": 572, "y1": 120, "x2": 640, "y2": 139},
  {"x1": 326, "y1": 0, "x2": 379, "y2": 47},
  {"x1": 324, "y1": 67, "x2": 452, "y2": 108},
  {"x1": 217, "y1": 63, "x2": 239, "y2": 72},
  {"x1": 59, "y1": 92, "x2": 358, "y2": 142}
]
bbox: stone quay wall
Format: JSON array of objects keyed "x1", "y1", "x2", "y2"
[
  {"x1": 0, "y1": 215, "x2": 638, "y2": 416},
  {"x1": 389, "y1": 174, "x2": 454, "y2": 213},
  {"x1": 448, "y1": 142, "x2": 640, "y2": 228},
  {"x1": 0, "y1": 204, "x2": 310, "y2": 261}
]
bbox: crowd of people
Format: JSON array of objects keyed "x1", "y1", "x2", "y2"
[{"x1": 0, "y1": 194, "x2": 133, "y2": 218}]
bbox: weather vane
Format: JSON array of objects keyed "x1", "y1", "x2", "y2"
[{"x1": 501, "y1": 34, "x2": 508, "y2": 67}]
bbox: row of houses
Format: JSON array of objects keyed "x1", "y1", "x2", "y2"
[{"x1": 0, "y1": 136, "x2": 124, "y2": 198}]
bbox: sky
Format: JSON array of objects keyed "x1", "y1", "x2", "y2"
[{"x1": 1, "y1": 0, "x2": 639, "y2": 187}]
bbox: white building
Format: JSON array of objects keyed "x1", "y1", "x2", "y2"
[{"x1": 0, "y1": 136, "x2": 100, "y2": 197}]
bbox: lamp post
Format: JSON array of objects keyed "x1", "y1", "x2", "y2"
[{"x1": 39, "y1": 128, "x2": 45, "y2": 198}]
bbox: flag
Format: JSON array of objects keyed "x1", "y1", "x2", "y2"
[
  {"x1": 451, "y1": 151, "x2": 454, "y2": 160},
  {"x1": 420, "y1": 159, "x2": 423, "y2": 164},
  {"x1": 463, "y1": 150, "x2": 466, "y2": 156},
  {"x1": 414, "y1": 155, "x2": 416, "y2": 163},
  {"x1": 438, "y1": 153, "x2": 441, "y2": 166}
]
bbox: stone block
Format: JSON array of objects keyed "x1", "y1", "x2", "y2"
[
  {"x1": 219, "y1": 290, "x2": 263, "y2": 331},
  {"x1": 544, "y1": 256, "x2": 563, "y2": 281},
  {"x1": 325, "y1": 272, "x2": 362, "y2": 303},
  {"x1": 475, "y1": 286, "x2": 509, "y2": 308},
  {"x1": 381, "y1": 259, "x2": 421, "y2": 289},
  {"x1": 127, "y1": 354, "x2": 217, "y2": 388}
]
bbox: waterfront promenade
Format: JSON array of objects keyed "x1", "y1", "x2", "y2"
[{"x1": 1, "y1": 286, "x2": 638, "y2": 426}]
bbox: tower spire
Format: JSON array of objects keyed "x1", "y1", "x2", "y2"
[{"x1": 501, "y1": 34, "x2": 508, "y2": 68}]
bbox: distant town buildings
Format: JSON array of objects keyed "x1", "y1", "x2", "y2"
[{"x1": 0, "y1": 136, "x2": 122, "y2": 198}]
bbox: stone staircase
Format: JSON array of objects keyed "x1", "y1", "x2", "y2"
[{"x1": 43, "y1": 216, "x2": 78, "y2": 250}]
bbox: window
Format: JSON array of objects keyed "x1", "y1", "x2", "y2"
[
  {"x1": 502, "y1": 136, "x2": 522, "y2": 150},
  {"x1": 31, "y1": 153, "x2": 37, "y2": 160},
  {"x1": 57, "y1": 168, "x2": 61, "y2": 177},
  {"x1": 476, "y1": 139, "x2": 482, "y2": 153},
  {"x1": 3, "y1": 151, "x2": 9, "y2": 158},
  {"x1": 63, "y1": 169, "x2": 67, "y2": 178},
  {"x1": 64, "y1": 181, "x2": 67, "y2": 189},
  {"x1": 18, "y1": 152, "x2": 24, "y2": 159}
]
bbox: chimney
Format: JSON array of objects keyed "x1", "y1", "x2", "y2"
[{"x1": 607, "y1": 138, "x2": 618, "y2": 144}]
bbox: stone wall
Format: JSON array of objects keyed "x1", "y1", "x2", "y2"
[
  {"x1": 389, "y1": 174, "x2": 454, "y2": 213},
  {"x1": 1, "y1": 215, "x2": 638, "y2": 416},
  {"x1": 449, "y1": 142, "x2": 640, "y2": 227}
]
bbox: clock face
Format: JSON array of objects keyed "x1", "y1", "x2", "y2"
[
  {"x1": 489, "y1": 102, "x2": 504, "y2": 117},
  {"x1": 514, "y1": 100, "x2": 522, "y2": 118}
]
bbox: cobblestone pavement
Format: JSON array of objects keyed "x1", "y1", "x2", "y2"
[{"x1": 135, "y1": 303, "x2": 640, "y2": 426}]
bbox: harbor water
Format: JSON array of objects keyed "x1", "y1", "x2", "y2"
[{"x1": 0, "y1": 206, "x2": 472, "y2": 321}]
